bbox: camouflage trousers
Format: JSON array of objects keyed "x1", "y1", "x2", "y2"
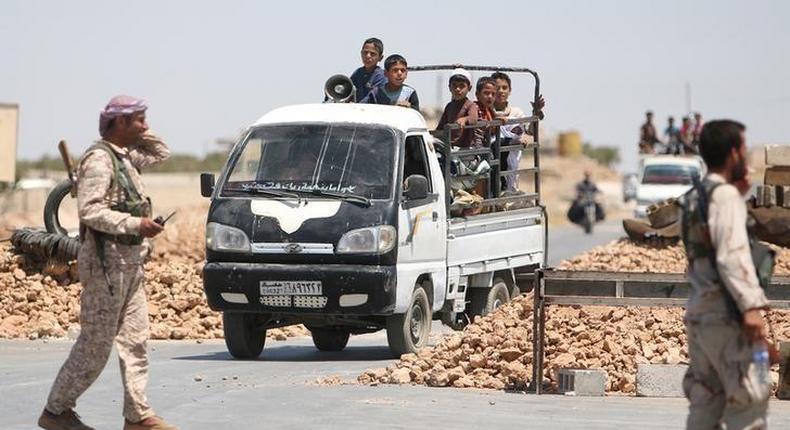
[
  {"x1": 45, "y1": 250, "x2": 154, "y2": 422},
  {"x1": 684, "y1": 321, "x2": 771, "y2": 430}
]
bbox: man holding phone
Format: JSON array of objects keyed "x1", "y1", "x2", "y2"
[{"x1": 38, "y1": 96, "x2": 178, "y2": 430}]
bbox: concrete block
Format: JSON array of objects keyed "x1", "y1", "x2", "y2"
[
  {"x1": 780, "y1": 186, "x2": 790, "y2": 208},
  {"x1": 636, "y1": 364, "x2": 687, "y2": 397},
  {"x1": 557, "y1": 368, "x2": 606, "y2": 396},
  {"x1": 764, "y1": 167, "x2": 790, "y2": 186},
  {"x1": 766, "y1": 144, "x2": 790, "y2": 167},
  {"x1": 756, "y1": 185, "x2": 776, "y2": 207}
]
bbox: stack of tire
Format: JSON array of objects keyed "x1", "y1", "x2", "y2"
[{"x1": 11, "y1": 179, "x2": 79, "y2": 262}]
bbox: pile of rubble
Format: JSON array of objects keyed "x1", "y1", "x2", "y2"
[
  {"x1": 0, "y1": 207, "x2": 309, "y2": 341},
  {"x1": 558, "y1": 238, "x2": 790, "y2": 275},
  {"x1": 359, "y1": 238, "x2": 790, "y2": 393},
  {"x1": 359, "y1": 292, "x2": 790, "y2": 393}
]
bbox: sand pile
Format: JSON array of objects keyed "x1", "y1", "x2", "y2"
[{"x1": 0, "y1": 207, "x2": 309, "y2": 341}]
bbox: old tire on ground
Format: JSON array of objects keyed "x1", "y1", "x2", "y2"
[
  {"x1": 386, "y1": 286, "x2": 431, "y2": 357},
  {"x1": 44, "y1": 179, "x2": 74, "y2": 236},
  {"x1": 469, "y1": 280, "x2": 510, "y2": 320},
  {"x1": 223, "y1": 312, "x2": 266, "y2": 359},
  {"x1": 310, "y1": 328, "x2": 351, "y2": 352}
]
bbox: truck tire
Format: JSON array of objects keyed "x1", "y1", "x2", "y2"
[
  {"x1": 223, "y1": 312, "x2": 266, "y2": 359},
  {"x1": 310, "y1": 328, "x2": 350, "y2": 352},
  {"x1": 44, "y1": 179, "x2": 74, "y2": 236},
  {"x1": 469, "y1": 280, "x2": 510, "y2": 320},
  {"x1": 386, "y1": 286, "x2": 431, "y2": 357}
]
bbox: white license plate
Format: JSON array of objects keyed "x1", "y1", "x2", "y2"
[{"x1": 259, "y1": 281, "x2": 322, "y2": 296}]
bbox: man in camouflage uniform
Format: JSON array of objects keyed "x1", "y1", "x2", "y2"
[
  {"x1": 681, "y1": 120, "x2": 772, "y2": 429},
  {"x1": 39, "y1": 96, "x2": 178, "y2": 430}
]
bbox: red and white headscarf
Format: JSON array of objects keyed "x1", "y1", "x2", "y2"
[{"x1": 99, "y1": 95, "x2": 147, "y2": 136}]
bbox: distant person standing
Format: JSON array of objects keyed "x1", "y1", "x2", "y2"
[
  {"x1": 664, "y1": 116, "x2": 681, "y2": 154},
  {"x1": 350, "y1": 37, "x2": 387, "y2": 101},
  {"x1": 639, "y1": 110, "x2": 660, "y2": 153},
  {"x1": 680, "y1": 120, "x2": 774, "y2": 429},
  {"x1": 691, "y1": 112, "x2": 704, "y2": 152},
  {"x1": 680, "y1": 116, "x2": 695, "y2": 154},
  {"x1": 38, "y1": 96, "x2": 178, "y2": 430}
]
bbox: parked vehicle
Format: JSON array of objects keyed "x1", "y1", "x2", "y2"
[
  {"x1": 200, "y1": 66, "x2": 547, "y2": 358},
  {"x1": 634, "y1": 155, "x2": 705, "y2": 218}
]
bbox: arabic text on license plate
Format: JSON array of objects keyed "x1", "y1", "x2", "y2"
[{"x1": 259, "y1": 281, "x2": 322, "y2": 296}]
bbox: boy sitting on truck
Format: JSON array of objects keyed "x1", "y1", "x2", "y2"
[
  {"x1": 436, "y1": 68, "x2": 474, "y2": 147},
  {"x1": 350, "y1": 37, "x2": 387, "y2": 101},
  {"x1": 359, "y1": 54, "x2": 420, "y2": 111}
]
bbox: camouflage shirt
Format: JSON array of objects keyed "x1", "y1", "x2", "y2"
[{"x1": 77, "y1": 134, "x2": 170, "y2": 264}]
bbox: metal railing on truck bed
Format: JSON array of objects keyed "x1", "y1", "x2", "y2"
[{"x1": 409, "y1": 65, "x2": 543, "y2": 218}]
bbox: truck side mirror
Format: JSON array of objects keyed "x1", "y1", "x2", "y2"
[
  {"x1": 403, "y1": 175, "x2": 429, "y2": 201},
  {"x1": 200, "y1": 173, "x2": 215, "y2": 198}
]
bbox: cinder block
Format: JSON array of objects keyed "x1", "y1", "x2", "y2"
[
  {"x1": 764, "y1": 167, "x2": 790, "y2": 186},
  {"x1": 557, "y1": 368, "x2": 606, "y2": 396},
  {"x1": 779, "y1": 186, "x2": 790, "y2": 208},
  {"x1": 636, "y1": 364, "x2": 687, "y2": 397},
  {"x1": 766, "y1": 144, "x2": 790, "y2": 167},
  {"x1": 756, "y1": 185, "x2": 776, "y2": 207}
]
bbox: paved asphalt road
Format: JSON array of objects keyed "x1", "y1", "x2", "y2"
[{"x1": 7, "y1": 220, "x2": 789, "y2": 429}]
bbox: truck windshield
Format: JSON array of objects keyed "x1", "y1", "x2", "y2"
[
  {"x1": 223, "y1": 124, "x2": 397, "y2": 200},
  {"x1": 641, "y1": 164, "x2": 698, "y2": 185}
]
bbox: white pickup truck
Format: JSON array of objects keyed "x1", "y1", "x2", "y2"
[
  {"x1": 634, "y1": 155, "x2": 705, "y2": 218},
  {"x1": 199, "y1": 66, "x2": 546, "y2": 358}
]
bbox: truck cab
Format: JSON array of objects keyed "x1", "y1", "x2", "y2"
[{"x1": 201, "y1": 67, "x2": 545, "y2": 358}]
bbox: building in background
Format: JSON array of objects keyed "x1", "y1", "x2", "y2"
[{"x1": 0, "y1": 103, "x2": 19, "y2": 186}]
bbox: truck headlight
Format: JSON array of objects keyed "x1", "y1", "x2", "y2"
[
  {"x1": 336, "y1": 225, "x2": 396, "y2": 254},
  {"x1": 206, "y1": 222, "x2": 251, "y2": 252}
]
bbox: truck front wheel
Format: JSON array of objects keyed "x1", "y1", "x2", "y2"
[
  {"x1": 386, "y1": 286, "x2": 431, "y2": 357},
  {"x1": 310, "y1": 328, "x2": 350, "y2": 352},
  {"x1": 223, "y1": 312, "x2": 266, "y2": 359}
]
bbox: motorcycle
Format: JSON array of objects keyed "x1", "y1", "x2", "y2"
[{"x1": 567, "y1": 190, "x2": 605, "y2": 235}]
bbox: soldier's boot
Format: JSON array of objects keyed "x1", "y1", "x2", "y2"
[
  {"x1": 123, "y1": 416, "x2": 179, "y2": 430},
  {"x1": 38, "y1": 409, "x2": 95, "y2": 430}
]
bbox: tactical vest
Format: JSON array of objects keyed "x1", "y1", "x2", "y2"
[
  {"x1": 79, "y1": 142, "x2": 151, "y2": 246},
  {"x1": 680, "y1": 176, "x2": 775, "y2": 317}
]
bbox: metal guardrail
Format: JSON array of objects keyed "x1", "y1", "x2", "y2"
[{"x1": 529, "y1": 269, "x2": 790, "y2": 394}]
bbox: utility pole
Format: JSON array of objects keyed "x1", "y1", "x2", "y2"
[
  {"x1": 685, "y1": 81, "x2": 692, "y2": 114},
  {"x1": 436, "y1": 74, "x2": 443, "y2": 108}
]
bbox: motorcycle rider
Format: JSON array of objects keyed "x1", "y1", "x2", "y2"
[
  {"x1": 568, "y1": 171, "x2": 605, "y2": 226},
  {"x1": 576, "y1": 170, "x2": 599, "y2": 197}
]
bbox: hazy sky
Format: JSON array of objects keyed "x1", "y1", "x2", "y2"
[{"x1": 2, "y1": 0, "x2": 789, "y2": 170}]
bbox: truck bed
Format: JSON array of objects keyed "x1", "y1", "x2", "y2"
[{"x1": 446, "y1": 207, "x2": 545, "y2": 275}]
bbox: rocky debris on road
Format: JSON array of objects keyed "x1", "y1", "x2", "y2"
[
  {"x1": 311, "y1": 375, "x2": 353, "y2": 386},
  {"x1": 359, "y1": 237, "x2": 790, "y2": 394},
  {"x1": 359, "y1": 293, "x2": 790, "y2": 394},
  {"x1": 0, "y1": 207, "x2": 309, "y2": 341}
]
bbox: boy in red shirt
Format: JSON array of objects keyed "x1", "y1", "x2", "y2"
[{"x1": 468, "y1": 77, "x2": 497, "y2": 148}]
